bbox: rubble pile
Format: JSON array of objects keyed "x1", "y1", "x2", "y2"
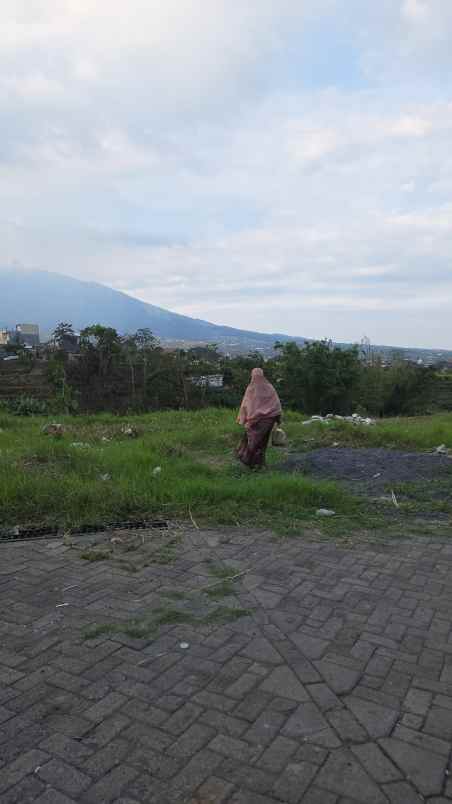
[{"x1": 303, "y1": 413, "x2": 376, "y2": 427}]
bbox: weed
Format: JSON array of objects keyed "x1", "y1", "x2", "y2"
[
  {"x1": 207, "y1": 563, "x2": 236, "y2": 579},
  {"x1": 161, "y1": 590, "x2": 187, "y2": 601},
  {"x1": 80, "y1": 549, "x2": 111, "y2": 562},
  {"x1": 83, "y1": 604, "x2": 220, "y2": 641},
  {"x1": 82, "y1": 623, "x2": 117, "y2": 640},
  {"x1": 205, "y1": 581, "x2": 235, "y2": 599},
  {"x1": 203, "y1": 606, "x2": 253, "y2": 624}
]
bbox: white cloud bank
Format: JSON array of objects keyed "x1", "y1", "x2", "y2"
[{"x1": 1, "y1": 0, "x2": 452, "y2": 347}]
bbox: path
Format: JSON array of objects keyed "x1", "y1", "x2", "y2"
[{"x1": 1, "y1": 526, "x2": 452, "y2": 803}]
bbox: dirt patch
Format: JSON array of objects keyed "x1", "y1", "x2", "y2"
[{"x1": 280, "y1": 447, "x2": 452, "y2": 493}]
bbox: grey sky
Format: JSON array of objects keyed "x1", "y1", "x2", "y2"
[{"x1": 1, "y1": 0, "x2": 452, "y2": 347}]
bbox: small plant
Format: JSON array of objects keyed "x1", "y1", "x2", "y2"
[
  {"x1": 80, "y1": 548, "x2": 111, "y2": 561},
  {"x1": 82, "y1": 604, "x2": 252, "y2": 641},
  {"x1": 203, "y1": 606, "x2": 253, "y2": 624},
  {"x1": 9, "y1": 396, "x2": 49, "y2": 416}
]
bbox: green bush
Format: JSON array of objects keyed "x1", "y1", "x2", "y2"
[{"x1": 8, "y1": 396, "x2": 49, "y2": 416}]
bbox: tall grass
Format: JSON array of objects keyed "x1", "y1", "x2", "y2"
[
  {"x1": 0, "y1": 409, "x2": 352, "y2": 528},
  {"x1": 1, "y1": 409, "x2": 451, "y2": 529}
]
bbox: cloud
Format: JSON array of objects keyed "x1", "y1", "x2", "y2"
[{"x1": 1, "y1": 1, "x2": 452, "y2": 347}]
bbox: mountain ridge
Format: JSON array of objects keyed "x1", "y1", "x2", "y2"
[
  {"x1": 1, "y1": 267, "x2": 451, "y2": 359},
  {"x1": 0, "y1": 268, "x2": 304, "y2": 348}
]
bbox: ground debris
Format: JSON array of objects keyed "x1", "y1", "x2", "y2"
[
  {"x1": 41, "y1": 422, "x2": 65, "y2": 437},
  {"x1": 316, "y1": 508, "x2": 336, "y2": 517},
  {"x1": 303, "y1": 413, "x2": 376, "y2": 426}
]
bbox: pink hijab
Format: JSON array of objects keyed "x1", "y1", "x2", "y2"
[{"x1": 238, "y1": 368, "x2": 282, "y2": 427}]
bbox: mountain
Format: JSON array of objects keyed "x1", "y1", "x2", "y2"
[
  {"x1": 0, "y1": 268, "x2": 304, "y2": 351},
  {"x1": 2, "y1": 268, "x2": 452, "y2": 361}
]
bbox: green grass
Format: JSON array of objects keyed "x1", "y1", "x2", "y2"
[
  {"x1": 0, "y1": 408, "x2": 356, "y2": 529},
  {"x1": 80, "y1": 548, "x2": 112, "y2": 562},
  {"x1": 82, "y1": 604, "x2": 253, "y2": 640},
  {"x1": 289, "y1": 412, "x2": 452, "y2": 452},
  {"x1": 1, "y1": 408, "x2": 451, "y2": 532}
]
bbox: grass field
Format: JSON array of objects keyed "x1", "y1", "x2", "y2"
[{"x1": 1, "y1": 409, "x2": 451, "y2": 533}]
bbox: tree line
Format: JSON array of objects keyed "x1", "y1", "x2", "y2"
[{"x1": 2, "y1": 321, "x2": 441, "y2": 417}]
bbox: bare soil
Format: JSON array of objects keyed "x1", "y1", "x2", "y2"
[{"x1": 280, "y1": 447, "x2": 452, "y2": 495}]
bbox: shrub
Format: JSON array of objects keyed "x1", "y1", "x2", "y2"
[{"x1": 8, "y1": 396, "x2": 49, "y2": 416}]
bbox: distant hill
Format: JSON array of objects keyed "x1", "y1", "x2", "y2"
[
  {"x1": 1, "y1": 268, "x2": 452, "y2": 361},
  {"x1": 0, "y1": 268, "x2": 304, "y2": 350}
]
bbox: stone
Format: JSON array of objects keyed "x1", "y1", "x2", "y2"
[
  {"x1": 273, "y1": 761, "x2": 317, "y2": 803},
  {"x1": 281, "y1": 702, "x2": 328, "y2": 739},
  {"x1": 314, "y1": 660, "x2": 360, "y2": 694},
  {"x1": 193, "y1": 776, "x2": 234, "y2": 804},
  {"x1": 122, "y1": 426, "x2": 138, "y2": 438},
  {"x1": 326, "y1": 708, "x2": 368, "y2": 743},
  {"x1": 392, "y1": 724, "x2": 450, "y2": 756},
  {"x1": 380, "y1": 737, "x2": 446, "y2": 797},
  {"x1": 351, "y1": 743, "x2": 401, "y2": 783},
  {"x1": 316, "y1": 748, "x2": 388, "y2": 804},
  {"x1": 382, "y1": 780, "x2": 424, "y2": 803},
  {"x1": 307, "y1": 683, "x2": 342, "y2": 712},
  {"x1": 257, "y1": 736, "x2": 298, "y2": 773},
  {"x1": 37, "y1": 759, "x2": 91, "y2": 797},
  {"x1": 240, "y1": 638, "x2": 282, "y2": 665},
  {"x1": 344, "y1": 695, "x2": 398, "y2": 738},
  {"x1": 290, "y1": 633, "x2": 329, "y2": 660},
  {"x1": 260, "y1": 666, "x2": 309, "y2": 703},
  {"x1": 41, "y1": 423, "x2": 65, "y2": 437},
  {"x1": 424, "y1": 706, "x2": 452, "y2": 741}
]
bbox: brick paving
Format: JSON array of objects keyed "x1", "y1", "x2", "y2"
[{"x1": 1, "y1": 526, "x2": 452, "y2": 803}]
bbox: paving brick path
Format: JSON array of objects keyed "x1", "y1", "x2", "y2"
[{"x1": 2, "y1": 527, "x2": 452, "y2": 803}]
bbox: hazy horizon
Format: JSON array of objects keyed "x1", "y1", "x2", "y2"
[{"x1": 2, "y1": 2, "x2": 452, "y2": 348}]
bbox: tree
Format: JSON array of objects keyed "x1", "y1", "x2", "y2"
[
  {"x1": 52, "y1": 322, "x2": 76, "y2": 349},
  {"x1": 80, "y1": 325, "x2": 121, "y2": 376},
  {"x1": 275, "y1": 340, "x2": 361, "y2": 414}
]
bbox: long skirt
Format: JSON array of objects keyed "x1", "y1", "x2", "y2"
[{"x1": 236, "y1": 416, "x2": 279, "y2": 469}]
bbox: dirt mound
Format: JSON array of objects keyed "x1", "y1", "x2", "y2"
[{"x1": 280, "y1": 447, "x2": 452, "y2": 492}]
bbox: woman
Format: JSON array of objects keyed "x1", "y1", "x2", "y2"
[{"x1": 236, "y1": 368, "x2": 282, "y2": 470}]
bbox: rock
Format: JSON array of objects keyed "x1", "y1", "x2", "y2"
[
  {"x1": 122, "y1": 425, "x2": 138, "y2": 438},
  {"x1": 42, "y1": 422, "x2": 65, "y2": 437},
  {"x1": 316, "y1": 509, "x2": 336, "y2": 517},
  {"x1": 435, "y1": 444, "x2": 449, "y2": 455},
  {"x1": 152, "y1": 466, "x2": 162, "y2": 477}
]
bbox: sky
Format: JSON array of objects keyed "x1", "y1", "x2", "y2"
[{"x1": 1, "y1": 0, "x2": 452, "y2": 348}]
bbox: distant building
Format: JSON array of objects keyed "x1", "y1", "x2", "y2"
[
  {"x1": 16, "y1": 324, "x2": 40, "y2": 348},
  {"x1": 190, "y1": 374, "x2": 224, "y2": 389},
  {"x1": 0, "y1": 329, "x2": 12, "y2": 346},
  {"x1": 53, "y1": 332, "x2": 81, "y2": 354}
]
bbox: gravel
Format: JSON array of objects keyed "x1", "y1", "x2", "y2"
[{"x1": 280, "y1": 447, "x2": 452, "y2": 493}]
